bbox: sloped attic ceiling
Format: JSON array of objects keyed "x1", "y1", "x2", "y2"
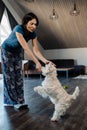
[{"x1": 2, "y1": 0, "x2": 87, "y2": 49}]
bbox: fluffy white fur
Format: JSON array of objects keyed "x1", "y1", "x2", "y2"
[{"x1": 34, "y1": 62, "x2": 80, "y2": 121}]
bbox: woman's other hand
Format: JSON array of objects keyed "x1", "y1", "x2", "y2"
[{"x1": 36, "y1": 61, "x2": 42, "y2": 71}]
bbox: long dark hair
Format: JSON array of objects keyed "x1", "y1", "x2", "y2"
[{"x1": 22, "y1": 12, "x2": 39, "y2": 26}]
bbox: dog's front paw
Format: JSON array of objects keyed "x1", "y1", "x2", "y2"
[
  {"x1": 51, "y1": 117, "x2": 58, "y2": 122},
  {"x1": 34, "y1": 87, "x2": 38, "y2": 92}
]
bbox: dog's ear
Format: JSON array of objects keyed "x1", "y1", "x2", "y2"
[{"x1": 49, "y1": 62, "x2": 56, "y2": 68}]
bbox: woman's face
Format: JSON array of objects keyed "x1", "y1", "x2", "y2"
[{"x1": 26, "y1": 18, "x2": 37, "y2": 32}]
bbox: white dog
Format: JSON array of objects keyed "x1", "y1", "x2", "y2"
[{"x1": 34, "y1": 62, "x2": 80, "y2": 122}]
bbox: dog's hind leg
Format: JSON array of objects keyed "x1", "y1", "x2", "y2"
[
  {"x1": 51, "y1": 103, "x2": 67, "y2": 122},
  {"x1": 51, "y1": 104, "x2": 61, "y2": 121},
  {"x1": 51, "y1": 110, "x2": 59, "y2": 122},
  {"x1": 34, "y1": 86, "x2": 48, "y2": 98}
]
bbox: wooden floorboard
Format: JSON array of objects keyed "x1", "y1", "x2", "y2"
[{"x1": 0, "y1": 76, "x2": 87, "y2": 130}]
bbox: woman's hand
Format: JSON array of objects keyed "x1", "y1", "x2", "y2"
[{"x1": 36, "y1": 61, "x2": 42, "y2": 71}]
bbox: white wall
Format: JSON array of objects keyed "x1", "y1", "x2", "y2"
[
  {"x1": 43, "y1": 47, "x2": 87, "y2": 66},
  {"x1": 24, "y1": 40, "x2": 87, "y2": 66}
]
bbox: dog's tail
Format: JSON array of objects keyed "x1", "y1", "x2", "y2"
[{"x1": 72, "y1": 86, "x2": 80, "y2": 100}]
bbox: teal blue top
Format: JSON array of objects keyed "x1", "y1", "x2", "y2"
[{"x1": 2, "y1": 25, "x2": 37, "y2": 53}]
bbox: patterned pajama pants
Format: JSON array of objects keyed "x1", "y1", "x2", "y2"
[{"x1": 1, "y1": 49, "x2": 24, "y2": 105}]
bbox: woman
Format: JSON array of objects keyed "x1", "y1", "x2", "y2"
[{"x1": 1, "y1": 12, "x2": 51, "y2": 109}]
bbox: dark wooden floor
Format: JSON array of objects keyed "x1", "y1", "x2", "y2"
[{"x1": 0, "y1": 76, "x2": 87, "y2": 130}]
